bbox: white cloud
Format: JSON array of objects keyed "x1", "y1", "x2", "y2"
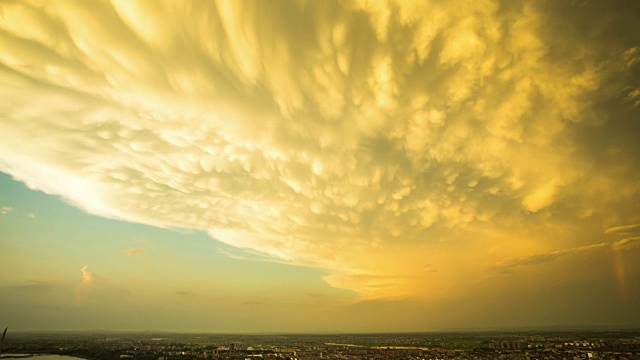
[{"x1": 1, "y1": 206, "x2": 13, "y2": 215}]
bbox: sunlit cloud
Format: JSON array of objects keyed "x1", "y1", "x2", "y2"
[
  {"x1": 74, "y1": 265, "x2": 129, "y2": 306},
  {"x1": 216, "y1": 248, "x2": 273, "y2": 262},
  {"x1": 0, "y1": 0, "x2": 639, "y2": 302},
  {"x1": 494, "y1": 243, "x2": 608, "y2": 275},
  {"x1": 609, "y1": 223, "x2": 640, "y2": 252},
  {"x1": 605, "y1": 223, "x2": 640, "y2": 234},
  {"x1": 79, "y1": 266, "x2": 94, "y2": 287},
  {"x1": 74, "y1": 265, "x2": 95, "y2": 304},
  {"x1": 1, "y1": 207, "x2": 13, "y2": 215},
  {"x1": 612, "y1": 237, "x2": 640, "y2": 251}
]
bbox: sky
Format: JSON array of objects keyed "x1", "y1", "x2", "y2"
[{"x1": 0, "y1": 0, "x2": 639, "y2": 332}]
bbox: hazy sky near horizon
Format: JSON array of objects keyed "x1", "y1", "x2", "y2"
[{"x1": 1, "y1": 0, "x2": 639, "y2": 332}]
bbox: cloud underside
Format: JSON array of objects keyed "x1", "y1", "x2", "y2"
[{"x1": 1, "y1": 0, "x2": 639, "y2": 299}]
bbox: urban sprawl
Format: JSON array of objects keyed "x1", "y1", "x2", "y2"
[{"x1": 2, "y1": 331, "x2": 639, "y2": 360}]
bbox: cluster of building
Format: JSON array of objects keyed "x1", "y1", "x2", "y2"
[{"x1": 2, "y1": 331, "x2": 639, "y2": 360}]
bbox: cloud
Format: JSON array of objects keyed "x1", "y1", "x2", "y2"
[
  {"x1": 78, "y1": 265, "x2": 94, "y2": 287},
  {"x1": 126, "y1": 247, "x2": 144, "y2": 256},
  {"x1": 74, "y1": 265, "x2": 129, "y2": 305},
  {"x1": 216, "y1": 247, "x2": 281, "y2": 263},
  {"x1": 612, "y1": 237, "x2": 640, "y2": 251},
  {"x1": 0, "y1": 206, "x2": 35, "y2": 217},
  {"x1": 322, "y1": 273, "x2": 413, "y2": 300},
  {"x1": 5, "y1": 280, "x2": 54, "y2": 292},
  {"x1": 74, "y1": 265, "x2": 95, "y2": 304},
  {"x1": 0, "y1": 0, "x2": 639, "y2": 300},
  {"x1": 0, "y1": 280, "x2": 70, "y2": 308},
  {"x1": 606, "y1": 223, "x2": 640, "y2": 234},
  {"x1": 607, "y1": 223, "x2": 640, "y2": 251},
  {"x1": 494, "y1": 243, "x2": 608, "y2": 275},
  {"x1": 626, "y1": 88, "x2": 640, "y2": 107}
]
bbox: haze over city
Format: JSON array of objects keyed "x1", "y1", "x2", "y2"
[{"x1": 0, "y1": 0, "x2": 639, "y2": 333}]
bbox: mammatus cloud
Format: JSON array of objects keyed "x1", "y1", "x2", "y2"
[
  {"x1": 0, "y1": 0, "x2": 639, "y2": 301},
  {"x1": 127, "y1": 247, "x2": 144, "y2": 256}
]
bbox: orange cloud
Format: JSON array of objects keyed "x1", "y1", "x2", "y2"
[{"x1": 127, "y1": 247, "x2": 144, "y2": 256}]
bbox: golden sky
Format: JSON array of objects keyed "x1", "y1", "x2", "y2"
[{"x1": 0, "y1": 0, "x2": 639, "y2": 331}]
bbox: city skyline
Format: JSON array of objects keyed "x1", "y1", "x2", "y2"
[{"x1": 0, "y1": 0, "x2": 639, "y2": 332}]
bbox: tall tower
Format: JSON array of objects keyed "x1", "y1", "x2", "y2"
[{"x1": 1, "y1": 327, "x2": 7, "y2": 358}]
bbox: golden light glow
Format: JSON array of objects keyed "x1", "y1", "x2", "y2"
[{"x1": 0, "y1": 0, "x2": 639, "y2": 331}]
